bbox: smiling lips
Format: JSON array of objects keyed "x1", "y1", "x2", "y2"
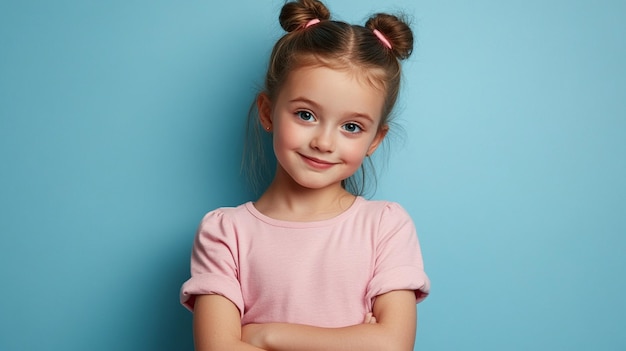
[{"x1": 299, "y1": 153, "x2": 336, "y2": 170}]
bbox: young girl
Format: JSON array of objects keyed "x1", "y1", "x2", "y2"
[{"x1": 180, "y1": 0, "x2": 430, "y2": 350}]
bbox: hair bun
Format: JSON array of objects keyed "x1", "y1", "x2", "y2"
[
  {"x1": 279, "y1": 0, "x2": 331, "y2": 32},
  {"x1": 366, "y1": 13, "x2": 414, "y2": 60}
]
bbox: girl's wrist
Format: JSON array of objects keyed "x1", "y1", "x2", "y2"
[
  {"x1": 262, "y1": 323, "x2": 281, "y2": 349},
  {"x1": 241, "y1": 323, "x2": 268, "y2": 348}
]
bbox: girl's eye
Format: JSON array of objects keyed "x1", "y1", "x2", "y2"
[
  {"x1": 342, "y1": 123, "x2": 362, "y2": 133},
  {"x1": 296, "y1": 111, "x2": 315, "y2": 122}
]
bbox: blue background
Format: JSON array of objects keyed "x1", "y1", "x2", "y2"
[{"x1": 1, "y1": 0, "x2": 624, "y2": 350}]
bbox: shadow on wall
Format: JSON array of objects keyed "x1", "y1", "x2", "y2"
[
  {"x1": 95, "y1": 13, "x2": 270, "y2": 350},
  {"x1": 149, "y1": 234, "x2": 195, "y2": 350},
  {"x1": 151, "y1": 78, "x2": 266, "y2": 351}
]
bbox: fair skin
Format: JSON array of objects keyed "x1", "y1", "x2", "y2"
[
  {"x1": 193, "y1": 65, "x2": 417, "y2": 351},
  {"x1": 256, "y1": 65, "x2": 388, "y2": 221}
]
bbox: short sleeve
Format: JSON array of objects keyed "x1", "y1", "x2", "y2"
[
  {"x1": 366, "y1": 202, "x2": 430, "y2": 304},
  {"x1": 179, "y1": 210, "x2": 244, "y2": 315}
]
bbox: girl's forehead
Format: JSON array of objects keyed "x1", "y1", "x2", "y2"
[
  {"x1": 284, "y1": 65, "x2": 380, "y2": 95},
  {"x1": 287, "y1": 61, "x2": 387, "y2": 93}
]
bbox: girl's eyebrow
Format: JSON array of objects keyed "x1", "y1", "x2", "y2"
[
  {"x1": 288, "y1": 97, "x2": 375, "y2": 123},
  {"x1": 289, "y1": 97, "x2": 321, "y2": 109}
]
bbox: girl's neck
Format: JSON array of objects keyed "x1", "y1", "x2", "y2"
[{"x1": 254, "y1": 172, "x2": 356, "y2": 222}]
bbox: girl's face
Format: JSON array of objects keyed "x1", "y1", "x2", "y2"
[{"x1": 259, "y1": 65, "x2": 387, "y2": 191}]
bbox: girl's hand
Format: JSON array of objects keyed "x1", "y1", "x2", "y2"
[
  {"x1": 242, "y1": 314, "x2": 377, "y2": 348},
  {"x1": 363, "y1": 312, "x2": 377, "y2": 324},
  {"x1": 241, "y1": 323, "x2": 270, "y2": 348}
]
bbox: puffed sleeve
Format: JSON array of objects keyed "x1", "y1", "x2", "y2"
[
  {"x1": 180, "y1": 209, "x2": 244, "y2": 316},
  {"x1": 366, "y1": 202, "x2": 430, "y2": 304}
]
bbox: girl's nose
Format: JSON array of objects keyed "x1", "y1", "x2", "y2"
[{"x1": 310, "y1": 128, "x2": 334, "y2": 152}]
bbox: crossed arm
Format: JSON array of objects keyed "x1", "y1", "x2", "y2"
[{"x1": 193, "y1": 289, "x2": 417, "y2": 351}]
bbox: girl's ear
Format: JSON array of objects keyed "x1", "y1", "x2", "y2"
[
  {"x1": 257, "y1": 92, "x2": 273, "y2": 131},
  {"x1": 366, "y1": 125, "x2": 389, "y2": 156}
]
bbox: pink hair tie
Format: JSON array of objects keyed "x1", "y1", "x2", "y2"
[
  {"x1": 373, "y1": 29, "x2": 392, "y2": 49},
  {"x1": 304, "y1": 18, "x2": 321, "y2": 28}
]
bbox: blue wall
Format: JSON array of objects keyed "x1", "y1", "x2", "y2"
[{"x1": 1, "y1": 1, "x2": 624, "y2": 350}]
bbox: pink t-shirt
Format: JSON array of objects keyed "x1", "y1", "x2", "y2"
[{"x1": 180, "y1": 197, "x2": 430, "y2": 328}]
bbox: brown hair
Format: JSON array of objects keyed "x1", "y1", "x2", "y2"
[{"x1": 244, "y1": 0, "x2": 414, "y2": 195}]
